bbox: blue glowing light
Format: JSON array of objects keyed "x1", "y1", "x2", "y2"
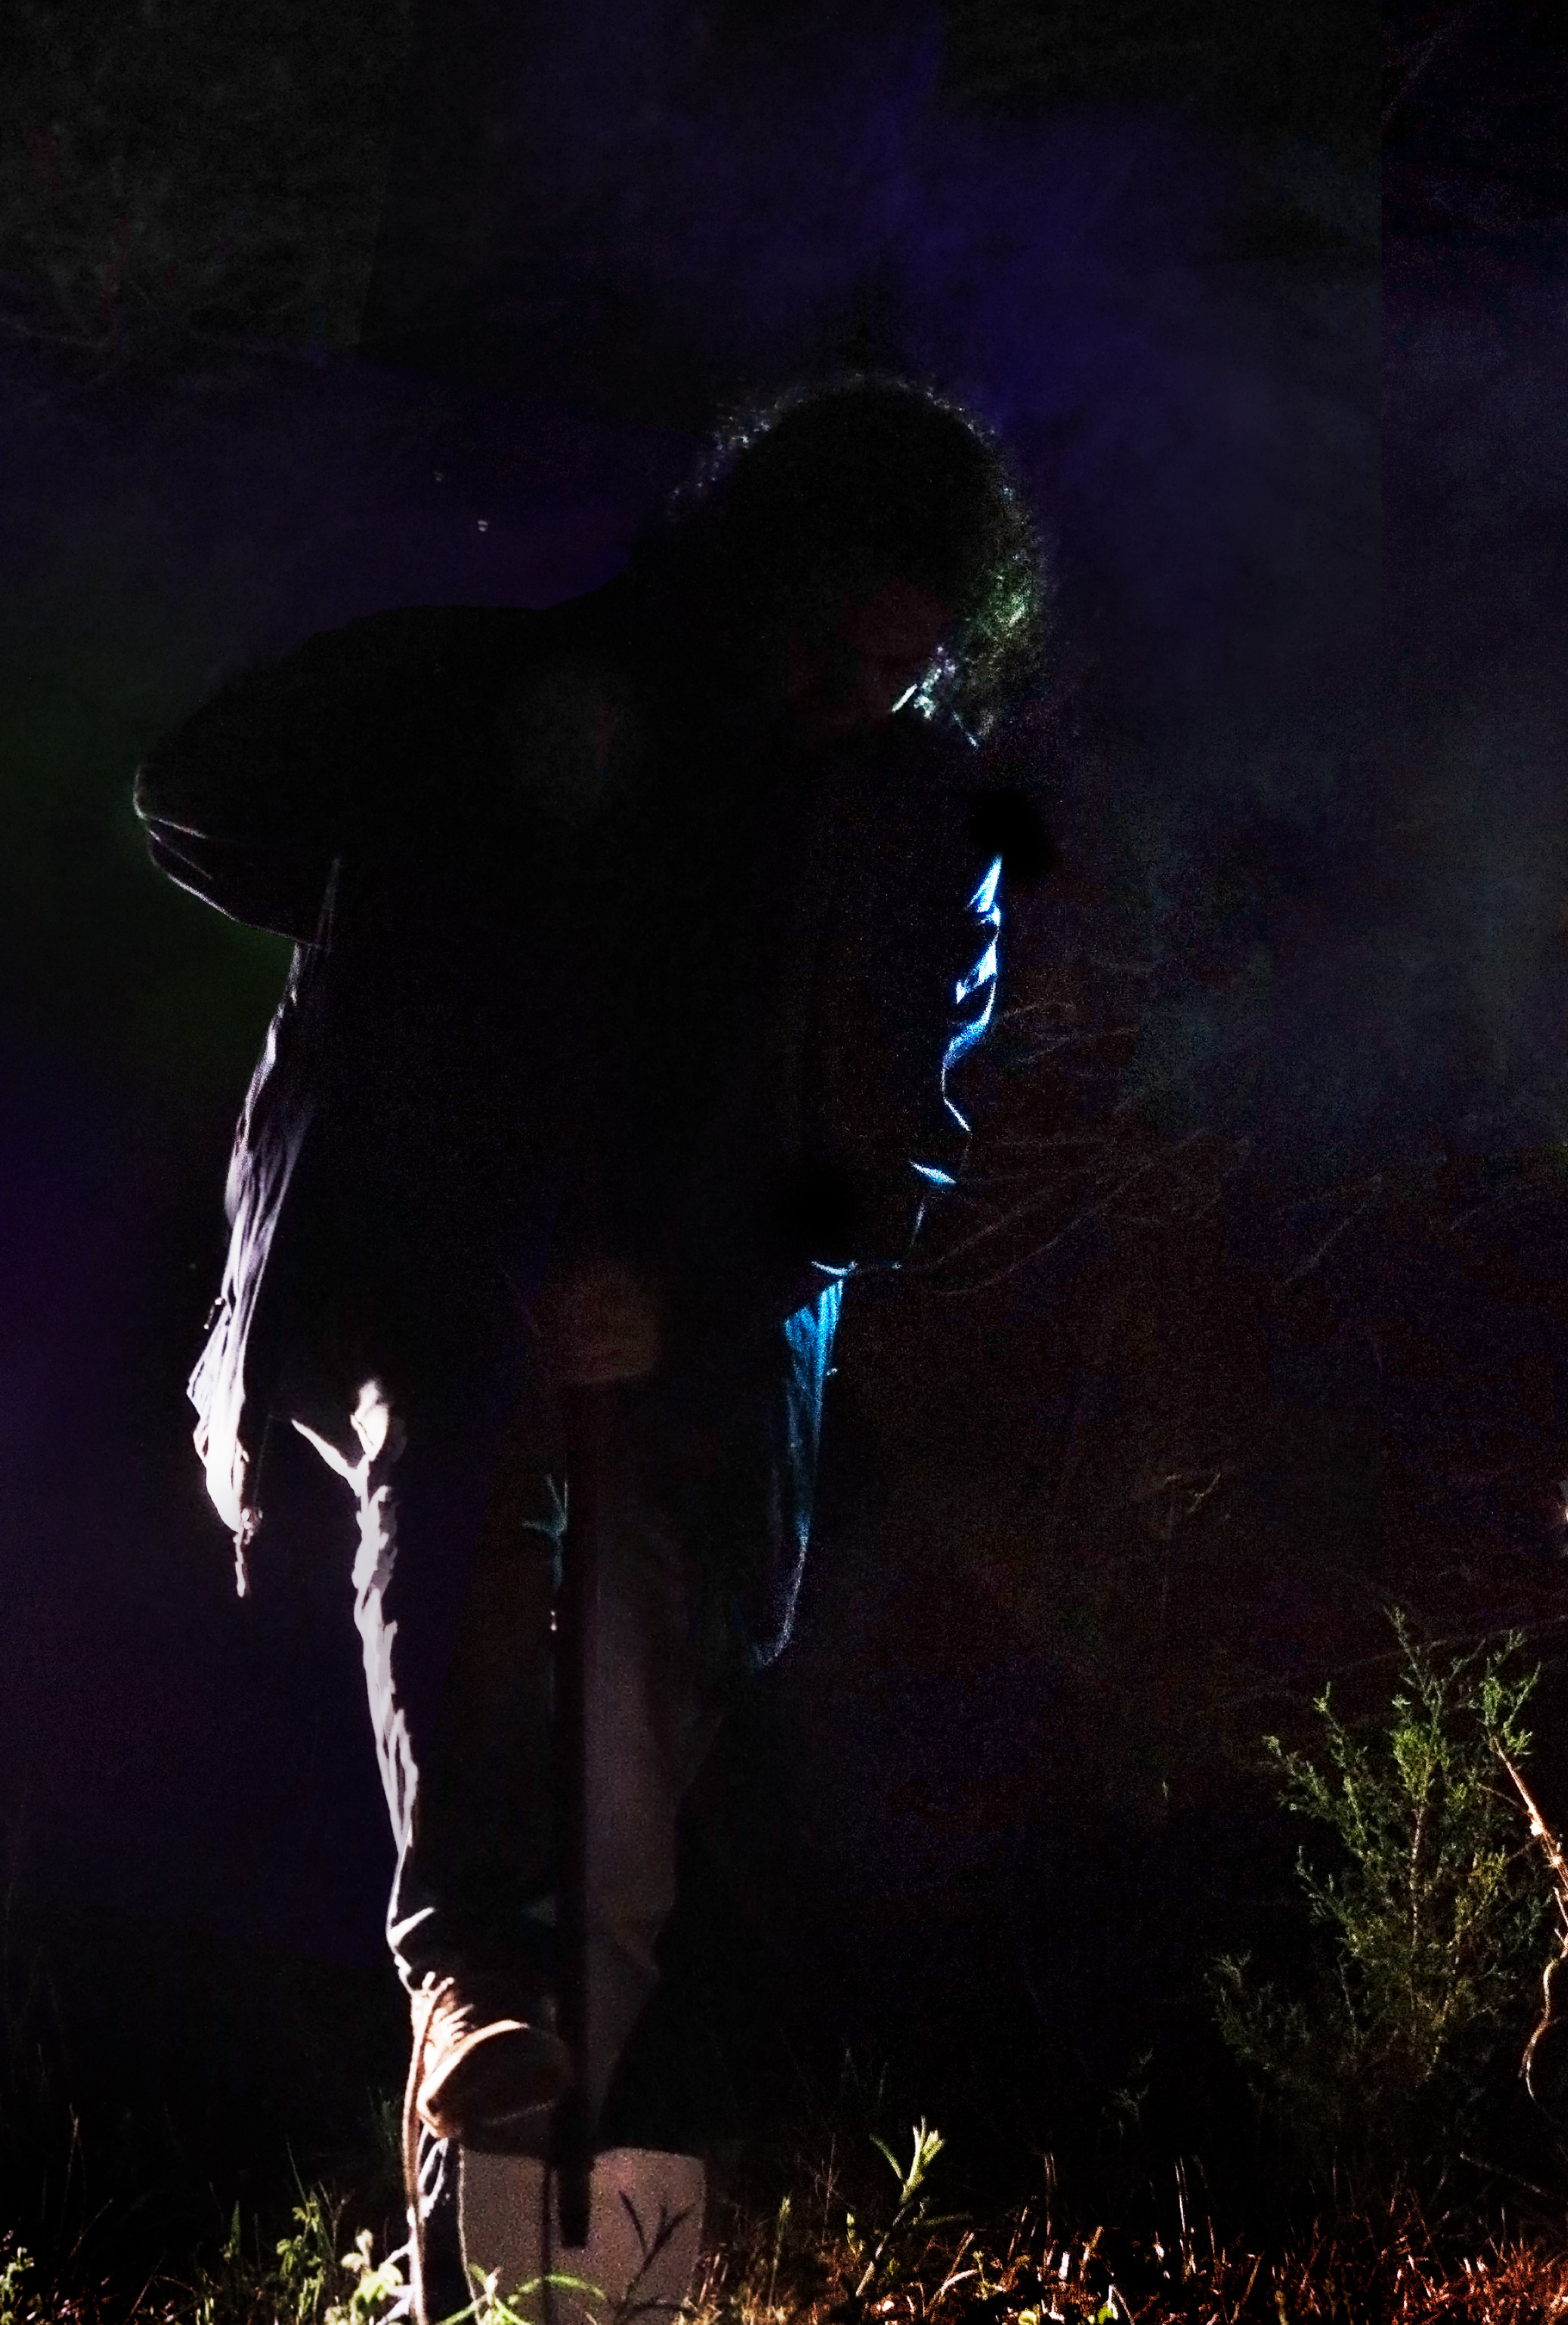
[
  {"x1": 956, "y1": 938, "x2": 998, "y2": 1004},
  {"x1": 970, "y1": 857, "x2": 1003, "y2": 915}
]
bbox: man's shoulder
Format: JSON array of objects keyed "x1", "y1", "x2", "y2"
[
  {"x1": 329, "y1": 575, "x2": 644, "y2": 830},
  {"x1": 332, "y1": 570, "x2": 635, "y2": 684},
  {"x1": 470, "y1": 573, "x2": 644, "y2": 830}
]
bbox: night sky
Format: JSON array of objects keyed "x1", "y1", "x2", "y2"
[{"x1": 2, "y1": 0, "x2": 1566, "y2": 2166}]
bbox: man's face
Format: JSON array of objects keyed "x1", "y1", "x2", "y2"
[{"x1": 783, "y1": 576, "x2": 953, "y2": 750}]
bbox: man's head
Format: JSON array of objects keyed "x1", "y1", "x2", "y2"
[
  {"x1": 782, "y1": 573, "x2": 956, "y2": 751},
  {"x1": 629, "y1": 373, "x2": 1050, "y2": 741}
]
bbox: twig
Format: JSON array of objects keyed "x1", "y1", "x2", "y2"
[
  {"x1": 1278, "y1": 1176, "x2": 1386, "y2": 1290},
  {"x1": 1492, "y1": 1746, "x2": 1568, "y2": 2098},
  {"x1": 1456, "y1": 2151, "x2": 1562, "y2": 2204},
  {"x1": 907, "y1": 1127, "x2": 1224, "y2": 1287},
  {"x1": 1191, "y1": 1608, "x2": 1568, "y2": 1737},
  {"x1": 1382, "y1": 0, "x2": 1493, "y2": 135}
]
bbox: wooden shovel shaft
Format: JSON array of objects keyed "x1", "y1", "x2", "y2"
[{"x1": 554, "y1": 1381, "x2": 602, "y2": 2249}]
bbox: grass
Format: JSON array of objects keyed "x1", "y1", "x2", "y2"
[
  {"x1": 5, "y1": 2009, "x2": 1567, "y2": 2323},
  {"x1": 9, "y1": 2112, "x2": 1568, "y2": 2323},
  {"x1": 689, "y1": 2166, "x2": 1568, "y2": 2323}
]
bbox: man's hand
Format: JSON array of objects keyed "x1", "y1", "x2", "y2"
[{"x1": 536, "y1": 1259, "x2": 663, "y2": 1386}]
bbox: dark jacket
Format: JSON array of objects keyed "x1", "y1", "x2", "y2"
[{"x1": 135, "y1": 573, "x2": 1003, "y2": 1652}]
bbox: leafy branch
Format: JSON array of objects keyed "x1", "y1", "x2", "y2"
[{"x1": 1212, "y1": 1612, "x2": 1556, "y2": 2185}]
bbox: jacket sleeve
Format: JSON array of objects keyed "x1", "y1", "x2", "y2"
[{"x1": 132, "y1": 605, "x2": 540, "y2": 939}]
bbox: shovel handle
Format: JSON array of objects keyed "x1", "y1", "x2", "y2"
[{"x1": 554, "y1": 1380, "x2": 605, "y2": 2249}]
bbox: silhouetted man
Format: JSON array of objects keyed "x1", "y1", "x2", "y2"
[{"x1": 135, "y1": 374, "x2": 1045, "y2": 2318}]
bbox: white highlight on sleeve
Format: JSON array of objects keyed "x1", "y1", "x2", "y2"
[
  {"x1": 956, "y1": 939, "x2": 999, "y2": 1002},
  {"x1": 970, "y1": 856, "x2": 1003, "y2": 915}
]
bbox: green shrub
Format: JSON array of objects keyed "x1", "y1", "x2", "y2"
[{"x1": 1212, "y1": 1613, "x2": 1557, "y2": 2186}]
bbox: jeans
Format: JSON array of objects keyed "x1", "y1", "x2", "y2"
[{"x1": 295, "y1": 1349, "x2": 726, "y2": 2132}]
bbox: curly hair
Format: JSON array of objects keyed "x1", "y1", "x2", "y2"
[{"x1": 627, "y1": 371, "x2": 1053, "y2": 738}]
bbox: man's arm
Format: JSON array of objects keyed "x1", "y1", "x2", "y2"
[{"x1": 133, "y1": 604, "x2": 543, "y2": 939}]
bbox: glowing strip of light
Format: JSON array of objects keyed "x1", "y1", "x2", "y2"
[
  {"x1": 970, "y1": 857, "x2": 1003, "y2": 915},
  {"x1": 956, "y1": 939, "x2": 999, "y2": 1003}
]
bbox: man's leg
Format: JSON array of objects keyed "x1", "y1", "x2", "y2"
[
  {"x1": 295, "y1": 1352, "x2": 728, "y2": 2298},
  {"x1": 294, "y1": 1369, "x2": 568, "y2": 2006},
  {"x1": 578, "y1": 1379, "x2": 728, "y2": 2135},
  {"x1": 377, "y1": 1361, "x2": 728, "y2": 2140},
  {"x1": 295, "y1": 1357, "x2": 573, "y2": 2324},
  {"x1": 385, "y1": 1359, "x2": 727, "y2": 2141}
]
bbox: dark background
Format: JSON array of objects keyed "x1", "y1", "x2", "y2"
[{"x1": 1, "y1": 0, "x2": 1566, "y2": 2239}]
